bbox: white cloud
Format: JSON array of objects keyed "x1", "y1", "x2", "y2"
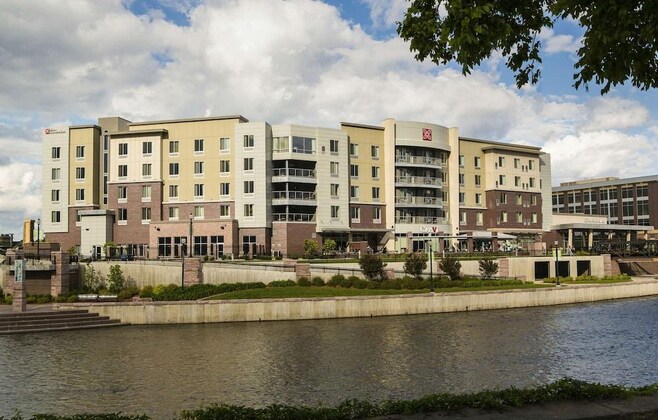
[
  {"x1": 581, "y1": 97, "x2": 650, "y2": 131},
  {"x1": 539, "y1": 28, "x2": 581, "y2": 54},
  {"x1": 359, "y1": 0, "x2": 409, "y2": 29}
]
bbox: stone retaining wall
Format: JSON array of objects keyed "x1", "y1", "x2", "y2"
[{"x1": 55, "y1": 280, "x2": 658, "y2": 325}]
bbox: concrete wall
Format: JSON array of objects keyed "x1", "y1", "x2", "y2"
[{"x1": 56, "y1": 280, "x2": 658, "y2": 325}]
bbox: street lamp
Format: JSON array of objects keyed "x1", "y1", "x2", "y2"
[
  {"x1": 181, "y1": 238, "x2": 186, "y2": 289},
  {"x1": 554, "y1": 240, "x2": 561, "y2": 286},
  {"x1": 429, "y1": 241, "x2": 434, "y2": 292},
  {"x1": 36, "y1": 218, "x2": 41, "y2": 260},
  {"x1": 189, "y1": 212, "x2": 194, "y2": 257}
]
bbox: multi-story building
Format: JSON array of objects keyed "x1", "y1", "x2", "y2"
[{"x1": 41, "y1": 115, "x2": 553, "y2": 258}]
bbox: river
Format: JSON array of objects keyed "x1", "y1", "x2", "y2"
[{"x1": 0, "y1": 296, "x2": 656, "y2": 418}]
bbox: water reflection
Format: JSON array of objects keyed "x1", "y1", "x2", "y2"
[{"x1": 0, "y1": 297, "x2": 656, "y2": 418}]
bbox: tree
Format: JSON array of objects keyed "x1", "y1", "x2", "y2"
[
  {"x1": 304, "y1": 239, "x2": 320, "y2": 258},
  {"x1": 404, "y1": 252, "x2": 428, "y2": 280},
  {"x1": 103, "y1": 241, "x2": 117, "y2": 259},
  {"x1": 397, "y1": 1, "x2": 658, "y2": 94},
  {"x1": 438, "y1": 255, "x2": 462, "y2": 281},
  {"x1": 82, "y1": 262, "x2": 104, "y2": 293},
  {"x1": 107, "y1": 264, "x2": 125, "y2": 293},
  {"x1": 322, "y1": 238, "x2": 337, "y2": 254},
  {"x1": 478, "y1": 259, "x2": 499, "y2": 280},
  {"x1": 359, "y1": 254, "x2": 387, "y2": 281}
]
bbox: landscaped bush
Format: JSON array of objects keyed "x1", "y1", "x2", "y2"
[
  {"x1": 268, "y1": 280, "x2": 296, "y2": 287},
  {"x1": 352, "y1": 278, "x2": 370, "y2": 289},
  {"x1": 311, "y1": 276, "x2": 325, "y2": 286},
  {"x1": 150, "y1": 282, "x2": 267, "y2": 301},
  {"x1": 542, "y1": 274, "x2": 632, "y2": 284},
  {"x1": 359, "y1": 254, "x2": 387, "y2": 281},
  {"x1": 26, "y1": 294, "x2": 53, "y2": 304},
  {"x1": 478, "y1": 259, "x2": 499, "y2": 279},
  {"x1": 118, "y1": 286, "x2": 140, "y2": 300},
  {"x1": 400, "y1": 276, "x2": 430, "y2": 290},
  {"x1": 297, "y1": 277, "x2": 311, "y2": 287},
  {"x1": 327, "y1": 274, "x2": 346, "y2": 287},
  {"x1": 139, "y1": 285, "x2": 154, "y2": 298},
  {"x1": 404, "y1": 252, "x2": 428, "y2": 279},
  {"x1": 438, "y1": 255, "x2": 462, "y2": 280}
]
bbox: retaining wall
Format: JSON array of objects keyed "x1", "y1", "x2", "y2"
[{"x1": 56, "y1": 280, "x2": 658, "y2": 325}]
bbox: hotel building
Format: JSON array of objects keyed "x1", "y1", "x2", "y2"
[{"x1": 42, "y1": 115, "x2": 552, "y2": 258}]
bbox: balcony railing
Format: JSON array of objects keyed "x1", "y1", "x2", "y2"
[
  {"x1": 272, "y1": 168, "x2": 316, "y2": 179},
  {"x1": 395, "y1": 216, "x2": 446, "y2": 224},
  {"x1": 395, "y1": 196, "x2": 443, "y2": 206},
  {"x1": 395, "y1": 176, "x2": 442, "y2": 186},
  {"x1": 273, "y1": 213, "x2": 316, "y2": 222},
  {"x1": 272, "y1": 191, "x2": 316, "y2": 200},
  {"x1": 395, "y1": 155, "x2": 444, "y2": 167}
]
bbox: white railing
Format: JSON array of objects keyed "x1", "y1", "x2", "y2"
[
  {"x1": 395, "y1": 196, "x2": 443, "y2": 206},
  {"x1": 395, "y1": 176, "x2": 442, "y2": 186},
  {"x1": 272, "y1": 191, "x2": 316, "y2": 200},
  {"x1": 272, "y1": 213, "x2": 316, "y2": 222},
  {"x1": 272, "y1": 168, "x2": 316, "y2": 178},
  {"x1": 395, "y1": 155, "x2": 444, "y2": 167}
]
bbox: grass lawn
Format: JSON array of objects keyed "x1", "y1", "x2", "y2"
[{"x1": 208, "y1": 283, "x2": 553, "y2": 300}]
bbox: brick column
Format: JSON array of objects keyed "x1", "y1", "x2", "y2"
[
  {"x1": 13, "y1": 278, "x2": 26, "y2": 312},
  {"x1": 295, "y1": 263, "x2": 311, "y2": 280},
  {"x1": 51, "y1": 251, "x2": 69, "y2": 297},
  {"x1": 498, "y1": 258, "x2": 509, "y2": 278},
  {"x1": 437, "y1": 232, "x2": 444, "y2": 253},
  {"x1": 492, "y1": 232, "x2": 499, "y2": 252},
  {"x1": 467, "y1": 233, "x2": 474, "y2": 253},
  {"x1": 184, "y1": 258, "x2": 203, "y2": 286}
]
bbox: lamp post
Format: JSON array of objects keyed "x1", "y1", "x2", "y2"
[
  {"x1": 181, "y1": 238, "x2": 186, "y2": 289},
  {"x1": 36, "y1": 218, "x2": 41, "y2": 260},
  {"x1": 554, "y1": 240, "x2": 561, "y2": 286},
  {"x1": 189, "y1": 212, "x2": 194, "y2": 257},
  {"x1": 429, "y1": 241, "x2": 434, "y2": 292}
]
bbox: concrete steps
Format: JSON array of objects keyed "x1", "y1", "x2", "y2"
[{"x1": 0, "y1": 310, "x2": 128, "y2": 334}]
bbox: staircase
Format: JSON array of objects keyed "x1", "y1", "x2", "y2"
[{"x1": 0, "y1": 310, "x2": 128, "y2": 334}]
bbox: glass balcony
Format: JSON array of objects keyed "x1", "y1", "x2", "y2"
[
  {"x1": 395, "y1": 176, "x2": 442, "y2": 187},
  {"x1": 395, "y1": 196, "x2": 443, "y2": 207},
  {"x1": 272, "y1": 213, "x2": 316, "y2": 222},
  {"x1": 395, "y1": 155, "x2": 445, "y2": 168}
]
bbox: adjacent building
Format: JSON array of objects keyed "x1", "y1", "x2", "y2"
[{"x1": 41, "y1": 115, "x2": 553, "y2": 258}]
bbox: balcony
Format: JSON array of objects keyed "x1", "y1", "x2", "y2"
[
  {"x1": 272, "y1": 191, "x2": 317, "y2": 205},
  {"x1": 395, "y1": 196, "x2": 443, "y2": 207},
  {"x1": 395, "y1": 216, "x2": 446, "y2": 225},
  {"x1": 395, "y1": 176, "x2": 442, "y2": 188},
  {"x1": 272, "y1": 168, "x2": 316, "y2": 183},
  {"x1": 395, "y1": 155, "x2": 445, "y2": 168},
  {"x1": 273, "y1": 213, "x2": 316, "y2": 222}
]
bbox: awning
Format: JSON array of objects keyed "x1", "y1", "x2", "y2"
[{"x1": 457, "y1": 231, "x2": 517, "y2": 240}]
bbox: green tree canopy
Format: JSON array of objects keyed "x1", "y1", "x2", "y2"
[{"x1": 397, "y1": 0, "x2": 658, "y2": 94}]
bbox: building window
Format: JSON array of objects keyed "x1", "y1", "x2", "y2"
[
  {"x1": 169, "y1": 163, "x2": 179, "y2": 177},
  {"x1": 349, "y1": 143, "x2": 358, "y2": 157},
  {"x1": 330, "y1": 183, "x2": 339, "y2": 198},
  {"x1": 516, "y1": 212, "x2": 523, "y2": 223},
  {"x1": 531, "y1": 212, "x2": 538, "y2": 223},
  {"x1": 220, "y1": 183, "x2": 230, "y2": 196},
  {"x1": 475, "y1": 193, "x2": 482, "y2": 205},
  {"x1": 244, "y1": 204, "x2": 254, "y2": 218},
  {"x1": 515, "y1": 176, "x2": 521, "y2": 187},
  {"x1": 498, "y1": 156, "x2": 505, "y2": 167},
  {"x1": 458, "y1": 173, "x2": 465, "y2": 185},
  {"x1": 244, "y1": 158, "x2": 254, "y2": 172},
  {"x1": 476, "y1": 211, "x2": 483, "y2": 226},
  {"x1": 116, "y1": 164, "x2": 128, "y2": 178},
  {"x1": 330, "y1": 139, "x2": 339, "y2": 154},
  {"x1": 194, "y1": 161, "x2": 204, "y2": 176},
  {"x1": 372, "y1": 187, "x2": 380, "y2": 201},
  {"x1": 118, "y1": 208, "x2": 127, "y2": 222},
  {"x1": 458, "y1": 155, "x2": 465, "y2": 167},
  {"x1": 373, "y1": 207, "x2": 382, "y2": 222},
  {"x1": 498, "y1": 174, "x2": 506, "y2": 186},
  {"x1": 118, "y1": 186, "x2": 127, "y2": 201},
  {"x1": 350, "y1": 186, "x2": 359, "y2": 200},
  {"x1": 76, "y1": 145, "x2": 85, "y2": 159},
  {"x1": 169, "y1": 140, "x2": 179, "y2": 155},
  {"x1": 350, "y1": 206, "x2": 360, "y2": 222},
  {"x1": 220, "y1": 160, "x2": 230, "y2": 175},
  {"x1": 516, "y1": 194, "x2": 523, "y2": 205},
  {"x1": 75, "y1": 167, "x2": 85, "y2": 181},
  {"x1": 141, "y1": 185, "x2": 151, "y2": 201},
  {"x1": 244, "y1": 180, "x2": 254, "y2": 194},
  {"x1": 637, "y1": 185, "x2": 648, "y2": 197},
  {"x1": 330, "y1": 162, "x2": 339, "y2": 176},
  {"x1": 459, "y1": 211, "x2": 467, "y2": 225},
  {"x1": 292, "y1": 136, "x2": 315, "y2": 154},
  {"x1": 194, "y1": 206, "x2": 204, "y2": 219},
  {"x1": 194, "y1": 184, "x2": 204, "y2": 198},
  {"x1": 623, "y1": 200, "x2": 634, "y2": 217},
  {"x1": 76, "y1": 188, "x2": 85, "y2": 202},
  {"x1": 622, "y1": 186, "x2": 634, "y2": 199},
  {"x1": 529, "y1": 159, "x2": 535, "y2": 170},
  {"x1": 500, "y1": 192, "x2": 507, "y2": 204},
  {"x1": 371, "y1": 145, "x2": 379, "y2": 159},
  {"x1": 118, "y1": 143, "x2": 128, "y2": 156},
  {"x1": 475, "y1": 174, "x2": 481, "y2": 186},
  {"x1": 142, "y1": 141, "x2": 152, "y2": 155},
  {"x1": 350, "y1": 164, "x2": 359, "y2": 178},
  {"x1": 242, "y1": 235, "x2": 256, "y2": 255},
  {"x1": 371, "y1": 166, "x2": 380, "y2": 180},
  {"x1": 220, "y1": 204, "x2": 230, "y2": 218},
  {"x1": 500, "y1": 211, "x2": 508, "y2": 223},
  {"x1": 51, "y1": 147, "x2": 61, "y2": 159},
  {"x1": 474, "y1": 156, "x2": 481, "y2": 168},
  {"x1": 51, "y1": 210, "x2": 61, "y2": 223},
  {"x1": 51, "y1": 190, "x2": 60, "y2": 202},
  {"x1": 141, "y1": 207, "x2": 151, "y2": 223},
  {"x1": 459, "y1": 192, "x2": 465, "y2": 204},
  {"x1": 169, "y1": 185, "x2": 178, "y2": 199},
  {"x1": 219, "y1": 137, "x2": 230, "y2": 153},
  {"x1": 169, "y1": 207, "x2": 179, "y2": 220},
  {"x1": 514, "y1": 158, "x2": 520, "y2": 169},
  {"x1": 531, "y1": 195, "x2": 538, "y2": 206},
  {"x1": 331, "y1": 205, "x2": 340, "y2": 219},
  {"x1": 243, "y1": 135, "x2": 254, "y2": 148},
  {"x1": 142, "y1": 163, "x2": 152, "y2": 177},
  {"x1": 51, "y1": 168, "x2": 61, "y2": 181},
  {"x1": 529, "y1": 178, "x2": 536, "y2": 188},
  {"x1": 194, "y1": 139, "x2": 204, "y2": 153}
]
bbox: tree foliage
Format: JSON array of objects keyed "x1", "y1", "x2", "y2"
[
  {"x1": 404, "y1": 252, "x2": 428, "y2": 279},
  {"x1": 397, "y1": 0, "x2": 658, "y2": 94},
  {"x1": 304, "y1": 239, "x2": 320, "y2": 258},
  {"x1": 322, "y1": 238, "x2": 337, "y2": 254},
  {"x1": 438, "y1": 255, "x2": 462, "y2": 280},
  {"x1": 107, "y1": 264, "x2": 125, "y2": 293},
  {"x1": 478, "y1": 259, "x2": 499, "y2": 279},
  {"x1": 359, "y1": 254, "x2": 387, "y2": 281}
]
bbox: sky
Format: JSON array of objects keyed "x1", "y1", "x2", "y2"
[{"x1": 1, "y1": 0, "x2": 658, "y2": 239}]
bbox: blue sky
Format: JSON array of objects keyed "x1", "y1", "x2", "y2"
[{"x1": 1, "y1": 0, "x2": 657, "y2": 239}]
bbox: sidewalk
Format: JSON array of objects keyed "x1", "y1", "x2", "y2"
[{"x1": 371, "y1": 395, "x2": 658, "y2": 419}]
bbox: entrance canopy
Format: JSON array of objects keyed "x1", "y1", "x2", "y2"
[{"x1": 457, "y1": 231, "x2": 516, "y2": 240}]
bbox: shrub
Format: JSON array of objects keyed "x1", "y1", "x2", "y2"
[
  {"x1": 67, "y1": 294, "x2": 79, "y2": 303},
  {"x1": 347, "y1": 275, "x2": 361, "y2": 287},
  {"x1": 380, "y1": 279, "x2": 402, "y2": 290},
  {"x1": 352, "y1": 278, "x2": 370, "y2": 289},
  {"x1": 359, "y1": 254, "x2": 387, "y2": 281},
  {"x1": 140, "y1": 285, "x2": 154, "y2": 298},
  {"x1": 268, "y1": 280, "x2": 296, "y2": 287},
  {"x1": 404, "y1": 253, "x2": 428, "y2": 279},
  {"x1": 438, "y1": 255, "x2": 462, "y2": 280},
  {"x1": 478, "y1": 259, "x2": 499, "y2": 279},
  {"x1": 311, "y1": 276, "x2": 325, "y2": 286},
  {"x1": 297, "y1": 277, "x2": 311, "y2": 287},
  {"x1": 400, "y1": 276, "x2": 428, "y2": 290},
  {"x1": 304, "y1": 239, "x2": 320, "y2": 258},
  {"x1": 322, "y1": 238, "x2": 337, "y2": 254},
  {"x1": 107, "y1": 265, "x2": 125, "y2": 293},
  {"x1": 327, "y1": 274, "x2": 346, "y2": 287},
  {"x1": 118, "y1": 286, "x2": 140, "y2": 300},
  {"x1": 82, "y1": 263, "x2": 104, "y2": 293}
]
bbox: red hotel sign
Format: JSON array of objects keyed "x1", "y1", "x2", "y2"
[{"x1": 422, "y1": 128, "x2": 432, "y2": 141}]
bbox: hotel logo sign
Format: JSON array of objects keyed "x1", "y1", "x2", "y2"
[
  {"x1": 44, "y1": 128, "x2": 66, "y2": 135},
  {"x1": 422, "y1": 128, "x2": 432, "y2": 141}
]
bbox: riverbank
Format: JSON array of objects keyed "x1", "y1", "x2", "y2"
[{"x1": 54, "y1": 277, "x2": 658, "y2": 325}]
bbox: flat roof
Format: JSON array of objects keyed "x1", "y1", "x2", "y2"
[
  {"x1": 460, "y1": 136, "x2": 543, "y2": 152},
  {"x1": 129, "y1": 115, "x2": 249, "y2": 126},
  {"x1": 70, "y1": 124, "x2": 101, "y2": 130},
  {"x1": 553, "y1": 174, "x2": 658, "y2": 192},
  {"x1": 340, "y1": 122, "x2": 385, "y2": 131},
  {"x1": 111, "y1": 128, "x2": 168, "y2": 136}
]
